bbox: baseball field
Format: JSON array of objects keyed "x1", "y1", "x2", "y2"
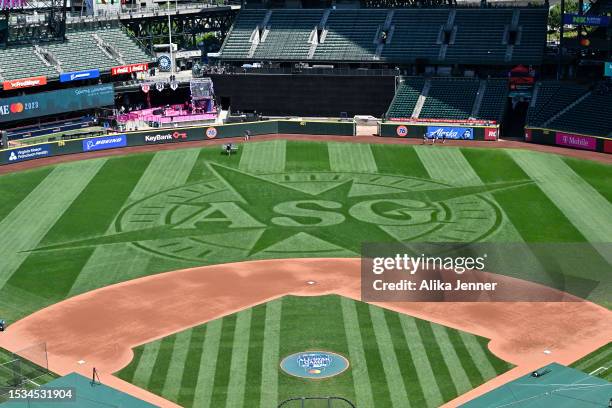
[{"x1": 0, "y1": 139, "x2": 610, "y2": 407}]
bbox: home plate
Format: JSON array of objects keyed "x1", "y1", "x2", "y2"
[{"x1": 77, "y1": 360, "x2": 86, "y2": 365}]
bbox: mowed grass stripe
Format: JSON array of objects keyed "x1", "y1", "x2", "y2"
[
  {"x1": 443, "y1": 328, "x2": 484, "y2": 388},
  {"x1": 354, "y1": 300, "x2": 393, "y2": 406},
  {"x1": 132, "y1": 340, "x2": 162, "y2": 388},
  {"x1": 0, "y1": 167, "x2": 52, "y2": 224},
  {"x1": 462, "y1": 148, "x2": 585, "y2": 242},
  {"x1": 116, "y1": 347, "x2": 144, "y2": 383},
  {"x1": 414, "y1": 319, "x2": 458, "y2": 403},
  {"x1": 509, "y1": 151, "x2": 612, "y2": 301},
  {"x1": 384, "y1": 311, "x2": 428, "y2": 406},
  {"x1": 340, "y1": 297, "x2": 375, "y2": 408},
  {"x1": 161, "y1": 329, "x2": 193, "y2": 402},
  {"x1": 368, "y1": 305, "x2": 411, "y2": 408},
  {"x1": 415, "y1": 146, "x2": 524, "y2": 242},
  {"x1": 285, "y1": 141, "x2": 331, "y2": 172},
  {"x1": 7, "y1": 155, "x2": 152, "y2": 300},
  {"x1": 415, "y1": 146, "x2": 480, "y2": 186},
  {"x1": 458, "y1": 332, "x2": 497, "y2": 381},
  {"x1": 177, "y1": 326, "x2": 207, "y2": 407},
  {"x1": 243, "y1": 305, "x2": 266, "y2": 405},
  {"x1": 328, "y1": 142, "x2": 377, "y2": 173},
  {"x1": 278, "y1": 296, "x2": 354, "y2": 403},
  {"x1": 430, "y1": 324, "x2": 474, "y2": 393},
  {"x1": 509, "y1": 151, "x2": 612, "y2": 245},
  {"x1": 0, "y1": 159, "x2": 106, "y2": 289},
  {"x1": 239, "y1": 140, "x2": 286, "y2": 174},
  {"x1": 225, "y1": 309, "x2": 252, "y2": 407},
  {"x1": 68, "y1": 149, "x2": 199, "y2": 296},
  {"x1": 475, "y1": 336, "x2": 512, "y2": 375},
  {"x1": 259, "y1": 299, "x2": 281, "y2": 408},
  {"x1": 399, "y1": 315, "x2": 445, "y2": 407},
  {"x1": 192, "y1": 319, "x2": 223, "y2": 408},
  {"x1": 209, "y1": 314, "x2": 237, "y2": 407},
  {"x1": 572, "y1": 343, "x2": 612, "y2": 372},
  {"x1": 370, "y1": 144, "x2": 430, "y2": 178},
  {"x1": 147, "y1": 336, "x2": 176, "y2": 395},
  {"x1": 563, "y1": 157, "x2": 612, "y2": 203}
]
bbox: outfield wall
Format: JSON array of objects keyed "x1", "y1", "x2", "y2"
[
  {"x1": 0, "y1": 120, "x2": 355, "y2": 166},
  {"x1": 525, "y1": 128, "x2": 612, "y2": 154},
  {"x1": 379, "y1": 122, "x2": 500, "y2": 141}
]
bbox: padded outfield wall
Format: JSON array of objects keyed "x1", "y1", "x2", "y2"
[
  {"x1": 208, "y1": 74, "x2": 396, "y2": 117},
  {"x1": 379, "y1": 121, "x2": 500, "y2": 141},
  {"x1": 0, "y1": 120, "x2": 355, "y2": 166},
  {"x1": 525, "y1": 128, "x2": 612, "y2": 154}
]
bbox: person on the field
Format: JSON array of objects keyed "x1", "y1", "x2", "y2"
[{"x1": 0, "y1": 320, "x2": 5, "y2": 332}]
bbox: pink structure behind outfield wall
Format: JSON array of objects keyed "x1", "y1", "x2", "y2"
[{"x1": 0, "y1": 0, "x2": 25, "y2": 9}]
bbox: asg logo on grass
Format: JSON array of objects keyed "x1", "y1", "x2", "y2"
[
  {"x1": 36, "y1": 165, "x2": 530, "y2": 261},
  {"x1": 281, "y1": 351, "x2": 349, "y2": 379}
]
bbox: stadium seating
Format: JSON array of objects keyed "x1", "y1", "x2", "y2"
[
  {"x1": 526, "y1": 81, "x2": 589, "y2": 127},
  {"x1": 477, "y1": 79, "x2": 508, "y2": 122},
  {"x1": 254, "y1": 10, "x2": 324, "y2": 60},
  {"x1": 419, "y1": 77, "x2": 480, "y2": 120},
  {"x1": 385, "y1": 78, "x2": 425, "y2": 118},
  {"x1": 546, "y1": 92, "x2": 612, "y2": 137},
  {"x1": 386, "y1": 77, "x2": 508, "y2": 121},
  {"x1": 219, "y1": 10, "x2": 268, "y2": 60},
  {"x1": 219, "y1": 8, "x2": 547, "y2": 65},
  {"x1": 380, "y1": 9, "x2": 449, "y2": 63},
  {"x1": 313, "y1": 10, "x2": 387, "y2": 61},
  {"x1": 0, "y1": 23, "x2": 151, "y2": 81}
]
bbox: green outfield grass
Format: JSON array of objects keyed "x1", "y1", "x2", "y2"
[
  {"x1": 117, "y1": 295, "x2": 513, "y2": 408},
  {"x1": 0, "y1": 140, "x2": 610, "y2": 407},
  {"x1": 0, "y1": 141, "x2": 610, "y2": 324},
  {"x1": 570, "y1": 342, "x2": 612, "y2": 381}
]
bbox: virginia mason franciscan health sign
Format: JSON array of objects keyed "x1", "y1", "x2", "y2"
[{"x1": 280, "y1": 351, "x2": 349, "y2": 379}]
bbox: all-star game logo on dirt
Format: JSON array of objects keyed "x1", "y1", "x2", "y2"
[{"x1": 33, "y1": 163, "x2": 530, "y2": 261}]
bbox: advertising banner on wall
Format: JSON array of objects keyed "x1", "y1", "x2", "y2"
[
  {"x1": 59, "y1": 69, "x2": 100, "y2": 83},
  {"x1": 111, "y1": 63, "x2": 149, "y2": 76},
  {"x1": 0, "y1": 84, "x2": 115, "y2": 123},
  {"x1": 426, "y1": 126, "x2": 474, "y2": 140},
  {"x1": 141, "y1": 130, "x2": 190, "y2": 144},
  {"x1": 2, "y1": 76, "x2": 47, "y2": 91},
  {"x1": 605, "y1": 62, "x2": 612, "y2": 77},
  {"x1": 484, "y1": 128, "x2": 498, "y2": 141},
  {"x1": 555, "y1": 132, "x2": 597, "y2": 151},
  {"x1": 562, "y1": 14, "x2": 610, "y2": 26},
  {"x1": 2, "y1": 144, "x2": 52, "y2": 163},
  {"x1": 82, "y1": 134, "x2": 127, "y2": 152}
]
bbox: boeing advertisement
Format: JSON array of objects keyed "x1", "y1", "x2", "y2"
[
  {"x1": 59, "y1": 69, "x2": 101, "y2": 83},
  {"x1": 0, "y1": 84, "x2": 114, "y2": 123}
]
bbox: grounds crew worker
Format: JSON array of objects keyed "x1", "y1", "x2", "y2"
[{"x1": 0, "y1": 319, "x2": 6, "y2": 332}]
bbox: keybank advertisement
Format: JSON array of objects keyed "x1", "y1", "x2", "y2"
[
  {"x1": 426, "y1": 126, "x2": 474, "y2": 140},
  {"x1": 0, "y1": 84, "x2": 114, "y2": 123},
  {"x1": 83, "y1": 134, "x2": 127, "y2": 151},
  {"x1": 2, "y1": 144, "x2": 52, "y2": 163}
]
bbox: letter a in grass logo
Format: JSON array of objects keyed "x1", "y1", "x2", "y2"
[{"x1": 31, "y1": 164, "x2": 532, "y2": 261}]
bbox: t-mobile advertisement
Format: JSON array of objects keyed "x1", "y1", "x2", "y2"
[{"x1": 555, "y1": 132, "x2": 597, "y2": 151}]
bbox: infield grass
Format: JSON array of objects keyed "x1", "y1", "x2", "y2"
[{"x1": 117, "y1": 295, "x2": 513, "y2": 408}]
